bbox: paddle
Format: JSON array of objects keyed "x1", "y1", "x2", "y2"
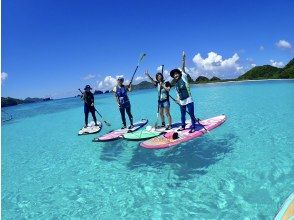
[
  {"x1": 128, "y1": 53, "x2": 146, "y2": 87},
  {"x1": 155, "y1": 65, "x2": 164, "y2": 128},
  {"x1": 78, "y1": 89, "x2": 111, "y2": 127},
  {"x1": 168, "y1": 95, "x2": 208, "y2": 132}
]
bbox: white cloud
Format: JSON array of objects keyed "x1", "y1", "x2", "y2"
[
  {"x1": 97, "y1": 75, "x2": 131, "y2": 91},
  {"x1": 276, "y1": 40, "x2": 292, "y2": 49},
  {"x1": 189, "y1": 52, "x2": 243, "y2": 79},
  {"x1": 270, "y1": 59, "x2": 285, "y2": 68},
  {"x1": 83, "y1": 74, "x2": 95, "y2": 80},
  {"x1": 97, "y1": 75, "x2": 118, "y2": 91},
  {"x1": 135, "y1": 76, "x2": 147, "y2": 82},
  {"x1": 1, "y1": 72, "x2": 8, "y2": 83},
  {"x1": 251, "y1": 63, "x2": 257, "y2": 67},
  {"x1": 259, "y1": 46, "x2": 265, "y2": 51}
]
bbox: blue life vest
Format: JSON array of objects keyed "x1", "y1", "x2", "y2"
[
  {"x1": 115, "y1": 85, "x2": 129, "y2": 105},
  {"x1": 176, "y1": 78, "x2": 190, "y2": 100}
]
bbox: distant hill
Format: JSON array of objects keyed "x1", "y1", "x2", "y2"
[
  {"x1": 93, "y1": 90, "x2": 104, "y2": 95},
  {"x1": 279, "y1": 58, "x2": 294, "y2": 79},
  {"x1": 1, "y1": 97, "x2": 46, "y2": 107},
  {"x1": 237, "y1": 65, "x2": 280, "y2": 80},
  {"x1": 132, "y1": 81, "x2": 155, "y2": 90},
  {"x1": 210, "y1": 76, "x2": 221, "y2": 81},
  {"x1": 238, "y1": 58, "x2": 294, "y2": 80},
  {"x1": 195, "y1": 76, "x2": 210, "y2": 84}
]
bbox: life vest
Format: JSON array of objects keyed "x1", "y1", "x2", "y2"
[
  {"x1": 176, "y1": 78, "x2": 190, "y2": 100},
  {"x1": 157, "y1": 82, "x2": 169, "y2": 102},
  {"x1": 115, "y1": 85, "x2": 129, "y2": 105},
  {"x1": 83, "y1": 91, "x2": 94, "y2": 106}
]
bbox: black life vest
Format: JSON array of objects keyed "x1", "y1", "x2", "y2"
[
  {"x1": 176, "y1": 78, "x2": 190, "y2": 100},
  {"x1": 83, "y1": 91, "x2": 94, "y2": 106},
  {"x1": 157, "y1": 81, "x2": 170, "y2": 102}
]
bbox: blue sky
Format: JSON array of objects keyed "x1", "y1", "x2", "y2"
[{"x1": 2, "y1": 0, "x2": 294, "y2": 98}]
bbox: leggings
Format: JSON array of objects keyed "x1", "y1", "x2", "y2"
[
  {"x1": 119, "y1": 104, "x2": 133, "y2": 126},
  {"x1": 84, "y1": 105, "x2": 97, "y2": 125},
  {"x1": 180, "y1": 102, "x2": 196, "y2": 128}
]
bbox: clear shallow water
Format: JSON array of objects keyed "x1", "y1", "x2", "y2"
[{"x1": 2, "y1": 80, "x2": 294, "y2": 219}]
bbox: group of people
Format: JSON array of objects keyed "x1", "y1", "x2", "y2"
[{"x1": 81, "y1": 52, "x2": 198, "y2": 133}]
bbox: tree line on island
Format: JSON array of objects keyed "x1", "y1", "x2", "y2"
[
  {"x1": 2, "y1": 58, "x2": 293, "y2": 107},
  {"x1": 1, "y1": 97, "x2": 53, "y2": 107}
]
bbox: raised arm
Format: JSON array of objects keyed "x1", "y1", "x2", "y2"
[
  {"x1": 127, "y1": 84, "x2": 132, "y2": 92},
  {"x1": 182, "y1": 51, "x2": 186, "y2": 73},
  {"x1": 145, "y1": 70, "x2": 157, "y2": 86}
]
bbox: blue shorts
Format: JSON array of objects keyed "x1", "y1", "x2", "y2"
[{"x1": 158, "y1": 100, "x2": 170, "y2": 109}]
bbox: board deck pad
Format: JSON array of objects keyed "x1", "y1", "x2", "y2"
[
  {"x1": 123, "y1": 122, "x2": 185, "y2": 141},
  {"x1": 78, "y1": 121, "x2": 102, "y2": 135},
  {"x1": 93, "y1": 119, "x2": 148, "y2": 142},
  {"x1": 140, "y1": 115, "x2": 226, "y2": 149}
]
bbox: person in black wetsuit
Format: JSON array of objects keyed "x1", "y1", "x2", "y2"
[{"x1": 82, "y1": 85, "x2": 98, "y2": 128}]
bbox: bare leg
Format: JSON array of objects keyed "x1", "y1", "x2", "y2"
[
  {"x1": 164, "y1": 107, "x2": 172, "y2": 126},
  {"x1": 159, "y1": 107, "x2": 165, "y2": 126}
]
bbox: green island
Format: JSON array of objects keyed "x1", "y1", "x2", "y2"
[
  {"x1": 2, "y1": 58, "x2": 293, "y2": 107},
  {"x1": 1, "y1": 97, "x2": 52, "y2": 107}
]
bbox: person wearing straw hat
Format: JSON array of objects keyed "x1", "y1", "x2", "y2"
[{"x1": 170, "y1": 52, "x2": 196, "y2": 133}]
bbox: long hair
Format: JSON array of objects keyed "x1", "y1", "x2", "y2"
[{"x1": 155, "y1": 72, "x2": 164, "y2": 82}]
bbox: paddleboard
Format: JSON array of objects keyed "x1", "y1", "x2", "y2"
[
  {"x1": 93, "y1": 119, "x2": 148, "y2": 142},
  {"x1": 78, "y1": 121, "x2": 102, "y2": 135},
  {"x1": 123, "y1": 122, "x2": 184, "y2": 141},
  {"x1": 140, "y1": 115, "x2": 226, "y2": 149},
  {"x1": 274, "y1": 192, "x2": 294, "y2": 220}
]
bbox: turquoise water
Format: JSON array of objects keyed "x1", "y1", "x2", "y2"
[{"x1": 2, "y1": 80, "x2": 294, "y2": 219}]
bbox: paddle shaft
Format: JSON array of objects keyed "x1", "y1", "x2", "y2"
[{"x1": 129, "y1": 53, "x2": 146, "y2": 86}]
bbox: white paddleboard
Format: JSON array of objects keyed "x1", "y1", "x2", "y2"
[{"x1": 78, "y1": 121, "x2": 102, "y2": 135}]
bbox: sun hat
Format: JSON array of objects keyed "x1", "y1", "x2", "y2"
[
  {"x1": 117, "y1": 76, "x2": 124, "y2": 81},
  {"x1": 84, "y1": 85, "x2": 92, "y2": 90},
  {"x1": 170, "y1": 69, "x2": 182, "y2": 78}
]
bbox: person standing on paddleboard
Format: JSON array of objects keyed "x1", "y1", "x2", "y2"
[
  {"x1": 145, "y1": 70, "x2": 172, "y2": 130},
  {"x1": 113, "y1": 77, "x2": 134, "y2": 129},
  {"x1": 170, "y1": 52, "x2": 197, "y2": 133},
  {"x1": 81, "y1": 85, "x2": 98, "y2": 128}
]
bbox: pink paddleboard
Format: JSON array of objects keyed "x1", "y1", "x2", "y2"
[
  {"x1": 93, "y1": 119, "x2": 148, "y2": 142},
  {"x1": 140, "y1": 115, "x2": 226, "y2": 149}
]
